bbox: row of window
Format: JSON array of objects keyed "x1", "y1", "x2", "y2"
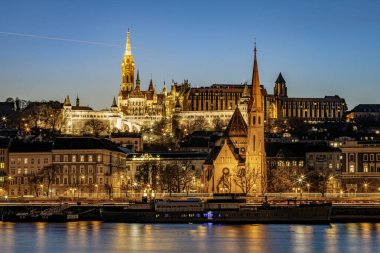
[
  {"x1": 9, "y1": 176, "x2": 106, "y2": 185},
  {"x1": 54, "y1": 154, "x2": 102, "y2": 163},
  {"x1": 363, "y1": 154, "x2": 380, "y2": 162},
  {"x1": 309, "y1": 154, "x2": 340, "y2": 160},
  {"x1": 10, "y1": 157, "x2": 49, "y2": 165},
  {"x1": 348, "y1": 153, "x2": 380, "y2": 162},
  {"x1": 9, "y1": 165, "x2": 105, "y2": 175}
]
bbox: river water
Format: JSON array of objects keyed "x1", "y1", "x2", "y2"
[{"x1": 0, "y1": 222, "x2": 379, "y2": 253}]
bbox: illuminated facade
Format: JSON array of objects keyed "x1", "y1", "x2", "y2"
[
  {"x1": 203, "y1": 46, "x2": 267, "y2": 194},
  {"x1": 61, "y1": 31, "x2": 348, "y2": 136},
  {"x1": 7, "y1": 138, "x2": 126, "y2": 198}
]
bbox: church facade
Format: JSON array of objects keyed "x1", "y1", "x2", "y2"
[{"x1": 203, "y1": 46, "x2": 266, "y2": 195}]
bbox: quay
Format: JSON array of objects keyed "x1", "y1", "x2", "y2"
[{"x1": 1, "y1": 200, "x2": 380, "y2": 223}]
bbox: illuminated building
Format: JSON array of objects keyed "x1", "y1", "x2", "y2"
[
  {"x1": 203, "y1": 45, "x2": 267, "y2": 194},
  {"x1": 61, "y1": 31, "x2": 348, "y2": 136},
  {"x1": 340, "y1": 140, "x2": 380, "y2": 192}
]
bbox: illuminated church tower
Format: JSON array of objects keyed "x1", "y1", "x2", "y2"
[
  {"x1": 246, "y1": 45, "x2": 266, "y2": 194},
  {"x1": 118, "y1": 29, "x2": 135, "y2": 110}
]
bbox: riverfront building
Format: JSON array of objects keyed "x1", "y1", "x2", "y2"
[{"x1": 340, "y1": 140, "x2": 380, "y2": 193}]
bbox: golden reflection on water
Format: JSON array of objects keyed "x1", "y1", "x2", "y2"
[
  {"x1": 0, "y1": 222, "x2": 15, "y2": 253},
  {"x1": 0, "y1": 222, "x2": 380, "y2": 252},
  {"x1": 290, "y1": 225, "x2": 314, "y2": 253},
  {"x1": 324, "y1": 224, "x2": 338, "y2": 253},
  {"x1": 35, "y1": 222, "x2": 47, "y2": 251}
]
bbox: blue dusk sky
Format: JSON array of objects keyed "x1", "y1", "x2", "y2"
[{"x1": 0, "y1": 0, "x2": 379, "y2": 110}]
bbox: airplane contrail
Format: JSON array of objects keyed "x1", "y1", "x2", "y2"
[
  {"x1": 0, "y1": 31, "x2": 171, "y2": 53},
  {"x1": 0, "y1": 31, "x2": 123, "y2": 48}
]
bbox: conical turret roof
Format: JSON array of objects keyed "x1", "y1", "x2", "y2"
[
  {"x1": 275, "y1": 72, "x2": 286, "y2": 84},
  {"x1": 111, "y1": 97, "x2": 117, "y2": 107}
]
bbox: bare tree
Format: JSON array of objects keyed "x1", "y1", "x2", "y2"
[
  {"x1": 233, "y1": 166, "x2": 259, "y2": 195},
  {"x1": 83, "y1": 119, "x2": 109, "y2": 137},
  {"x1": 40, "y1": 164, "x2": 60, "y2": 197},
  {"x1": 268, "y1": 166, "x2": 294, "y2": 193},
  {"x1": 308, "y1": 167, "x2": 333, "y2": 197},
  {"x1": 188, "y1": 117, "x2": 208, "y2": 133},
  {"x1": 27, "y1": 172, "x2": 43, "y2": 197},
  {"x1": 158, "y1": 161, "x2": 195, "y2": 196},
  {"x1": 212, "y1": 117, "x2": 226, "y2": 131}
]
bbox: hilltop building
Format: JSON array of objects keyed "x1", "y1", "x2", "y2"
[{"x1": 61, "y1": 31, "x2": 348, "y2": 136}]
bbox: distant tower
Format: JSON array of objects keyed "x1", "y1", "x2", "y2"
[
  {"x1": 76, "y1": 95, "x2": 80, "y2": 107},
  {"x1": 246, "y1": 45, "x2": 266, "y2": 194},
  {"x1": 118, "y1": 29, "x2": 135, "y2": 109},
  {"x1": 274, "y1": 72, "x2": 287, "y2": 97},
  {"x1": 111, "y1": 97, "x2": 118, "y2": 111}
]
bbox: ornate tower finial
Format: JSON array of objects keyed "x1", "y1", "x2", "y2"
[
  {"x1": 125, "y1": 29, "x2": 131, "y2": 55},
  {"x1": 136, "y1": 69, "x2": 140, "y2": 86},
  {"x1": 76, "y1": 94, "x2": 80, "y2": 107}
]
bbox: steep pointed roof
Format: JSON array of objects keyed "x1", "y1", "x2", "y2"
[
  {"x1": 275, "y1": 72, "x2": 286, "y2": 84},
  {"x1": 248, "y1": 45, "x2": 262, "y2": 111},
  {"x1": 148, "y1": 79, "x2": 154, "y2": 91},
  {"x1": 111, "y1": 97, "x2": 117, "y2": 107},
  {"x1": 225, "y1": 107, "x2": 248, "y2": 137},
  {"x1": 136, "y1": 70, "x2": 140, "y2": 84}
]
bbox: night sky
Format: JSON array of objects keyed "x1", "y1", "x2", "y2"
[{"x1": 1, "y1": 0, "x2": 379, "y2": 109}]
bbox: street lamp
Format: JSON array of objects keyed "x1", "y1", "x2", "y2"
[
  {"x1": 40, "y1": 184, "x2": 44, "y2": 197},
  {"x1": 95, "y1": 184, "x2": 98, "y2": 199},
  {"x1": 7, "y1": 176, "x2": 12, "y2": 196},
  {"x1": 81, "y1": 176, "x2": 85, "y2": 197},
  {"x1": 297, "y1": 176, "x2": 304, "y2": 198}
]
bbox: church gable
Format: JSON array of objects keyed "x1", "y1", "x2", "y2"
[{"x1": 213, "y1": 141, "x2": 240, "y2": 166}]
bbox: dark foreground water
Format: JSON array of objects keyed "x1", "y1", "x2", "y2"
[{"x1": 0, "y1": 222, "x2": 379, "y2": 253}]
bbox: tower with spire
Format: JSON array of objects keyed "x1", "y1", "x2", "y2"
[
  {"x1": 118, "y1": 29, "x2": 135, "y2": 110},
  {"x1": 245, "y1": 44, "x2": 266, "y2": 194},
  {"x1": 274, "y1": 72, "x2": 287, "y2": 97}
]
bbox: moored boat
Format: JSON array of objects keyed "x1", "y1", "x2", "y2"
[{"x1": 101, "y1": 195, "x2": 332, "y2": 224}]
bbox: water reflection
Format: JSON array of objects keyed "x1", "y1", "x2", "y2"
[{"x1": 0, "y1": 222, "x2": 380, "y2": 253}]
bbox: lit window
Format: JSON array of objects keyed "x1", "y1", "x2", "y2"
[
  {"x1": 88, "y1": 155, "x2": 93, "y2": 162},
  {"x1": 24, "y1": 158, "x2": 28, "y2": 164},
  {"x1": 349, "y1": 165, "x2": 355, "y2": 173},
  {"x1": 80, "y1": 155, "x2": 85, "y2": 162},
  {"x1": 72, "y1": 155, "x2": 76, "y2": 162},
  {"x1": 97, "y1": 155, "x2": 102, "y2": 162},
  {"x1": 363, "y1": 163, "x2": 368, "y2": 173}
]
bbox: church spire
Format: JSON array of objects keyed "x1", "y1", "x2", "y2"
[
  {"x1": 248, "y1": 44, "x2": 262, "y2": 111},
  {"x1": 111, "y1": 97, "x2": 117, "y2": 108},
  {"x1": 136, "y1": 70, "x2": 140, "y2": 86},
  {"x1": 125, "y1": 29, "x2": 131, "y2": 56},
  {"x1": 148, "y1": 78, "x2": 154, "y2": 91}
]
